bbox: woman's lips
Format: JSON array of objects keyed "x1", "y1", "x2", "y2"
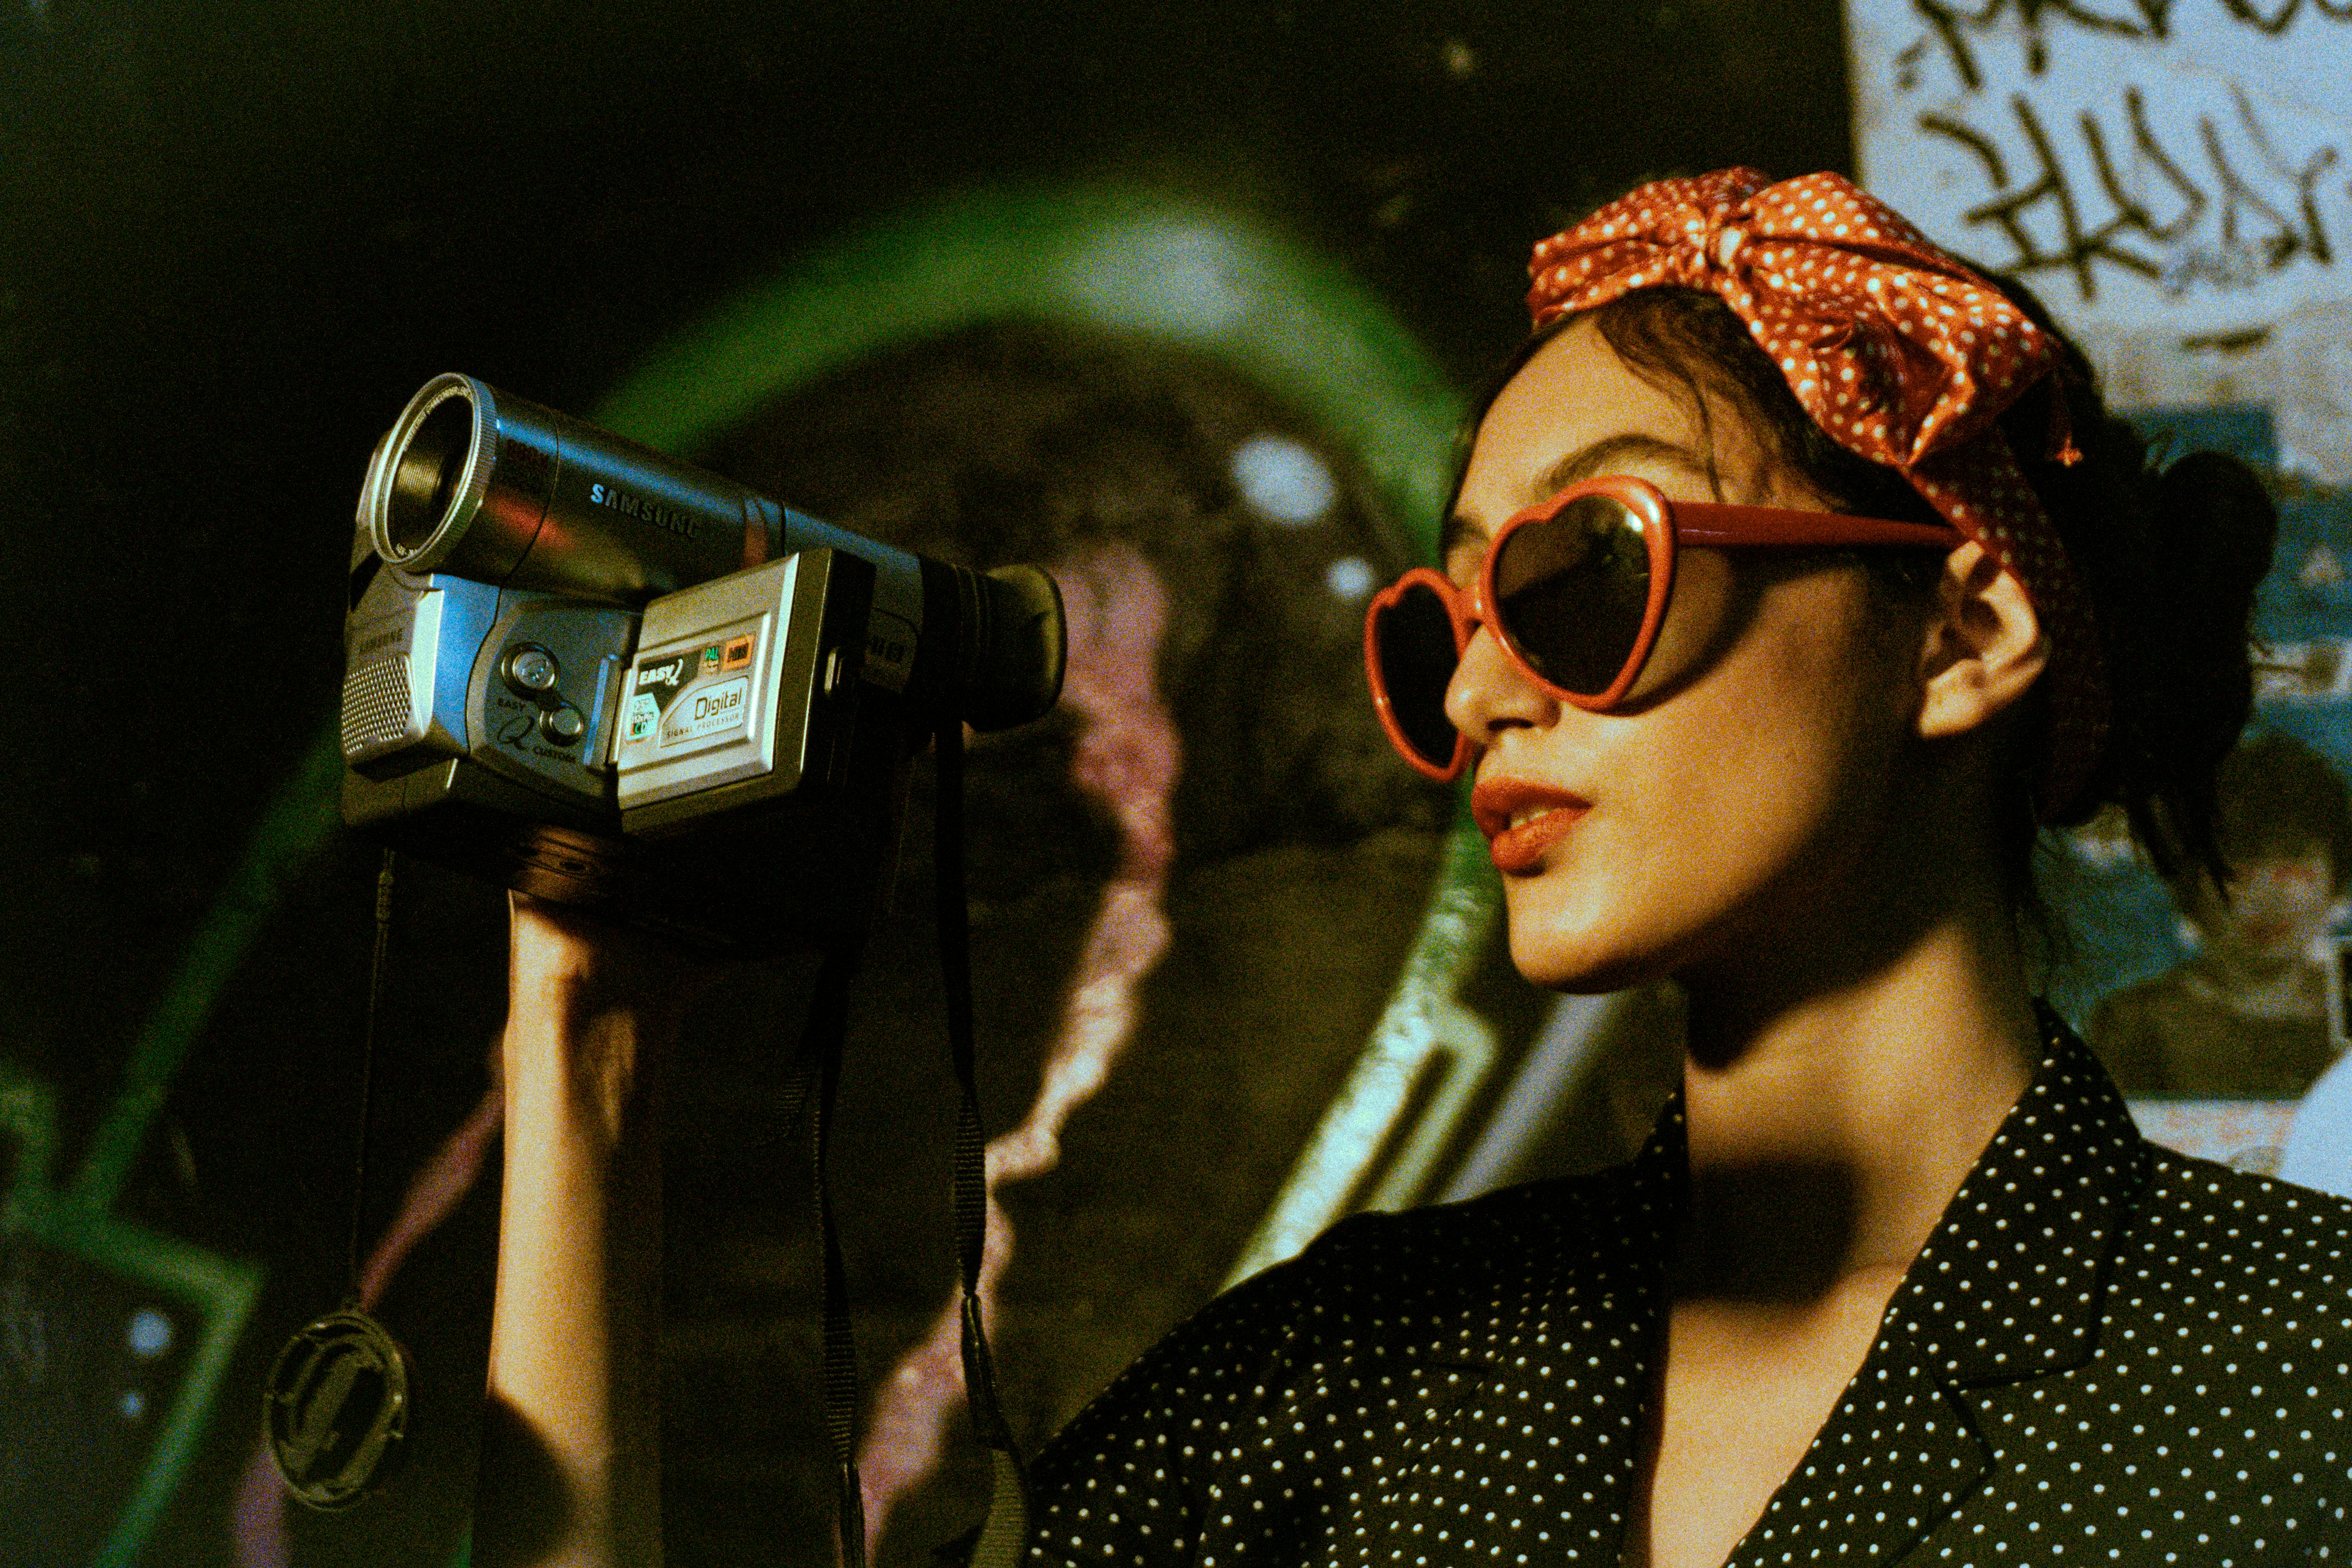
[{"x1": 1472, "y1": 778, "x2": 1592, "y2": 875}]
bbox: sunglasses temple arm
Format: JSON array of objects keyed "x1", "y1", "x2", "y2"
[{"x1": 1671, "y1": 512, "x2": 1962, "y2": 549}]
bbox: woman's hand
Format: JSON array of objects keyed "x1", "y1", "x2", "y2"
[{"x1": 474, "y1": 893, "x2": 709, "y2": 1568}]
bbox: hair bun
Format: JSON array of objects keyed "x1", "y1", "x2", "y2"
[
  {"x1": 2151, "y1": 451, "x2": 2277, "y2": 615},
  {"x1": 2146, "y1": 452, "x2": 2274, "y2": 727},
  {"x1": 2112, "y1": 449, "x2": 2278, "y2": 876}
]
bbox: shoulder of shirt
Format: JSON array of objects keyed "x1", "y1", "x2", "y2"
[
  {"x1": 1316, "y1": 1164, "x2": 1632, "y2": 1250},
  {"x1": 2138, "y1": 1139, "x2": 2352, "y2": 1222},
  {"x1": 2119, "y1": 1140, "x2": 2352, "y2": 1314},
  {"x1": 1115, "y1": 1163, "x2": 1637, "y2": 1353},
  {"x1": 1223, "y1": 1162, "x2": 1643, "y2": 1321},
  {"x1": 1031, "y1": 1167, "x2": 1637, "y2": 1449}
]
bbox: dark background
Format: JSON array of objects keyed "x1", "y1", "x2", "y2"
[{"x1": 1, "y1": 1, "x2": 1855, "y2": 1562}]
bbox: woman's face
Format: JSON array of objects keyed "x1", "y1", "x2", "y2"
[{"x1": 1444, "y1": 319, "x2": 1924, "y2": 993}]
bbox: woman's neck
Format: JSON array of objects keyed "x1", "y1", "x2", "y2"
[{"x1": 1673, "y1": 867, "x2": 2041, "y2": 1293}]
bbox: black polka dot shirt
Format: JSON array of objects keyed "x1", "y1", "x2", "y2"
[{"x1": 1024, "y1": 1016, "x2": 2352, "y2": 1563}]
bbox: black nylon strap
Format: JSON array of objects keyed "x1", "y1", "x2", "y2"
[
  {"x1": 800, "y1": 720, "x2": 1028, "y2": 1568},
  {"x1": 345, "y1": 848, "x2": 397, "y2": 1298},
  {"x1": 800, "y1": 941, "x2": 868, "y2": 1568},
  {"x1": 933, "y1": 718, "x2": 1029, "y2": 1541}
]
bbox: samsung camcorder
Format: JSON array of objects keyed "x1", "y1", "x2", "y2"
[{"x1": 339, "y1": 373, "x2": 1066, "y2": 947}]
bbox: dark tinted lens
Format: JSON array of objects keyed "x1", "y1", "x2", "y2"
[
  {"x1": 1491, "y1": 494, "x2": 1652, "y2": 695},
  {"x1": 1371, "y1": 582, "x2": 1462, "y2": 767}
]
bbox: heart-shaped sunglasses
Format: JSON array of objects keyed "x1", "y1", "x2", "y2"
[{"x1": 1363, "y1": 474, "x2": 1960, "y2": 781}]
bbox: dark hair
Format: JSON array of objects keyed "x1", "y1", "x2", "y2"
[
  {"x1": 1484, "y1": 283, "x2": 2277, "y2": 894},
  {"x1": 2206, "y1": 732, "x2": 2352, "y2": 896}
]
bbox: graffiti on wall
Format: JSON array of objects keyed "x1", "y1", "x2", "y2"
[
  {"x1": 1849, "y1": 0, "x2": 2352, "y2": 481},
  {"x1": 1869, "y1": 1, "x2": 2351, "y2": 309}
]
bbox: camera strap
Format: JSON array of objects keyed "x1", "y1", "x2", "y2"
[
  {"x1": 933, "y1": 716, "x2": 1030, "y2": 1568},
  {"x1": 791, "y1": 939, "x2": 869, "y2": 1568},
  {"x1": 263, "y1": 848, "x2": 412, "y2": 1509},
  {"x1": 794, "y1": 717, "x2": 1027, "y2": 1568},
  {"x1": 349, "y1": 848, "x2": 397, "y2": 1292}
]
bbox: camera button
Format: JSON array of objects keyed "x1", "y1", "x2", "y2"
[
  {"x1": 539, "y1": 706, "x2": 587, "y2": 746},
  {"x1": 504, "y1": 646, "x2": 560, "y2": 696}
]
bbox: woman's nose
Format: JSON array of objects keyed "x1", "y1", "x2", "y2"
[{"x1": 1443, "y1": 621, "x2": 1558, "y2": 751}]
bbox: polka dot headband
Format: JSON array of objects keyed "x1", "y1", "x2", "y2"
[{"x1": 1526, "y1": 167, "x2": 2108, "y2": 821}]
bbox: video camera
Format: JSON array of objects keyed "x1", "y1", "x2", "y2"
[{"x1": 339, "y1": 373, "x2": 1066, "y2": 948}]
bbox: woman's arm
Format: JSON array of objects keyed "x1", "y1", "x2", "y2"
[{"x1": 472, "y1": 893, "x2": 695, "y2": 1568}]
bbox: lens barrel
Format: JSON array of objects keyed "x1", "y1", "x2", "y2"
[
  {"x1": 366, "y1": 373, "x2": 760, "y2": 601},
  {"x1": 362, "y1": 374, "x2": 1066, "y2": 732}
]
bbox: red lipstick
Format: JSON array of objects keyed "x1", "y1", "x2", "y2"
[{"x1": 1472, "y1": 778, "x2": 1592, "y2": 875}]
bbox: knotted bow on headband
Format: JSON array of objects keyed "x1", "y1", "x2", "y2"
[{"x1": 1525, "y1": 167, "x2": 2107, "y2": 820}]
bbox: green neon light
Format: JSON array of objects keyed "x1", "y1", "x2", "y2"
[
  {"x1": 1, "y1": 1057, "x2": 58, "y2": 1205},
  {"x1": 593, "y1": 183, "x2": 1464, "y2": 554}
]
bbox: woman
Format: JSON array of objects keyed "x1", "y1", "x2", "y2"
[{"x1": 475, "y1": 171, "x2": 2346, "y2": 1567}]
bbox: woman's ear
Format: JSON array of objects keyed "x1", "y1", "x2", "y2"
[{"x1": 1916, "y1": 540, "x2": 2049, "y2": 740}]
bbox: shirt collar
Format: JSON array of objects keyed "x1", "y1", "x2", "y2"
[
  {"x1": 1878, "y1": 1005, "x2": 2153, "y2": 1386},
  {"x1": 1630, "y1": 1004, "x2": 2149, "y2": 1387},
  {"x1": 1715, "y1": 1009, "x2": 2152, "y2": 1565}
]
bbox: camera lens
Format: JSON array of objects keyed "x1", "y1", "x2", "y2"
[{"x1": 383, "y1": 396, "x2": 476, "y2": 560}]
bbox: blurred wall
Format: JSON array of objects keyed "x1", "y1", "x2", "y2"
[{"x1": 1, "y1": 3, "x2": 1861, "y2": 1563}]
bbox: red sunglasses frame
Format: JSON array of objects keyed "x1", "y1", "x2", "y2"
[{"x1": 1363, "y1": 474, "x2": 1962, "y2": 782}]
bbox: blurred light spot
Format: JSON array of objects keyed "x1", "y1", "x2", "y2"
[
  {"x1": 1231, "y1": 435, "x2": 1334, "y2": 525},
  {"x1": 1443, "y1": 38, "x2": 1476, "y2": 78},
  {"x1": 1325, "y1": 556, "x2": 1377, "y2": 602},
  {"x1": 128, "y1": 1307, "x2": 173, "y2": 1359},
  {"x1": 120, "y1": 1389, "x2": 147, "y2": 1420},
  {"x1": 1070, "y1": 221, "x2": 1248, "y2": 337}
]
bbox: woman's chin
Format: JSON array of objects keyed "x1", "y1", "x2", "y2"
[{"x1": 1504, "y1": 904, "x2": 1671, "y2": 995}]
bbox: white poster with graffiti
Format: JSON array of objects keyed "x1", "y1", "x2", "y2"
[{"x1": 1847, "y1": 0, "x2": 2352, "y2": 482}]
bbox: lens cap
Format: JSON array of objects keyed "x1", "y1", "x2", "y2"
[{"x1": 263, "y1": 1307, "x2": 411, "y2": 1510}]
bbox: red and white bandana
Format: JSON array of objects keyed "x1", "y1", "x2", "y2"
[{"x1": 1526, "y1": 167, "x2": 2107, "y2": 820}]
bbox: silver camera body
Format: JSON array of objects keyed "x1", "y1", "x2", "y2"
[
  {"x1": 342, "y1": 569, "x2": 632, "y2": 832},
  {"x1": 613, "y1": 549, "x2": 869, "y2": 834},
  {"x1": 341, "y1": 550, "x2": 872, "y2": 833},
  {"x1": 338, "y1": 374, "x2": 1064, "y2": 947}
]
